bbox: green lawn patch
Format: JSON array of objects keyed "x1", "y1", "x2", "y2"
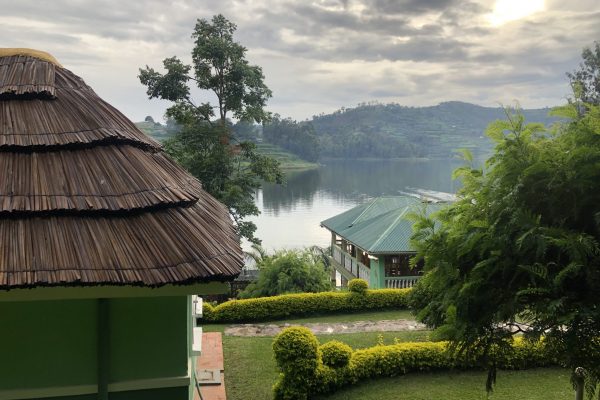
[
  {"x1": 202, "y1": 311, "x2": 571, "y2": 400},
  {"x1": 202, "y1": 309, "x2": 414, "y2": 333},
  {"x1": 319, "y1": 368, "x2": 571, "y2": 400},
  {"x1": 216, "y1": 331, "x2": 432, "y2": 400},
  {"x1": 255, "y1": 143, "x2": 319, "y2": 170}
]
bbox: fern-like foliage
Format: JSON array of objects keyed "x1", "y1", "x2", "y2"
[{"x1": 408, "y1": 104, "x2": 600, "y2": 398}]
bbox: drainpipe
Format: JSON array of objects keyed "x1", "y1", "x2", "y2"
[{"x1": 98, "y1": 299, "x2": 109, "y2": 400}]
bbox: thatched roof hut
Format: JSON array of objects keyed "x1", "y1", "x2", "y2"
[
  {"x1": 0, "y1": 49, "x2": 243, "y2": 400},
  {"x1": 0, "y1": 49, "x2": 243, "y2": 290}
]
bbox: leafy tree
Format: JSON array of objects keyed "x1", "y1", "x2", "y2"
[
  {"x1": 239, "y1": 249, "x2": 332, "y2": 298},
  {"x1": 263, "y1": 115, "x2": 320, "y2": 162},
  {"x1": 409, "y1": 104, "x2": 600, "y2": 398},
  {"x1": 568, "y1": 41, "x2": 600, "y2": 105},
  {"x1": 139, "y1": 14, "x2": 283, "y2": 243}
]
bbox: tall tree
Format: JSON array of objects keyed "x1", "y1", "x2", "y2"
[
  {"x1": 409, "y1": 103, "x2": 600, "y2": 398},
  {"x1": 568, "y1": 41, "x2": 600, "y2": 105},
  {"x1": 139, "y1": 15, "x2": 283, "y2": 243}
]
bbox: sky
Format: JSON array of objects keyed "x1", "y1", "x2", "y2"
[{"x1": 2, "y1": 0, "x2": 599, "y2": 122}]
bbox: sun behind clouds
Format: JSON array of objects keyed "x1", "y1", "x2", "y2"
[{"x1": 487, "y1": 0, "x2": 545, "y2": 26}]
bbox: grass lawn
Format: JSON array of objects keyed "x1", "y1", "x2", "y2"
[
  {"x1": 319, "y1": 368, "x2": 572, "y2": 400},
  {"x1": 202, "y1": 309, "x2": 415, "y2": 333},
  {"x1": 255, "y1": 143, "x2": 319, "y2": 170},
  {"x1": 215, "y1": 331, "x2": 433, "y2": 400},
  {"x1": 202, "y1": 311, "x2": 572, "y2": 400}
]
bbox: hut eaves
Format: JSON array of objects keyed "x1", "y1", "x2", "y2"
[{"x1": 0, "y1": 50, "x2": 243, "y2": 289}]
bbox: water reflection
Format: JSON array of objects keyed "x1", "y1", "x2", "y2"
[{"x1": 250, "y1": 158, "x2": 463, "y2": 251}]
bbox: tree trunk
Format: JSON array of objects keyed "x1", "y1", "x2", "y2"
[{"x1": 574, "y1": 367, "x2": 585, "y2": 400}]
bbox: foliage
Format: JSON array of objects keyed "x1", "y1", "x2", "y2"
[
  {"x1": 272, "y1": 327, "x2": 554, "y2": 399},
  {"x1": 409, "y1": 104, "x2": 600, "y2": 396},
  {"x1": 138, "y1": 14, "x2": 282, "y2": 243},
  {"x1": 320, "y1": 340, "x2": 352, "y2": 369},
  {"x1": 238, "y1": 249, "x2": 332, "y2": 298},
  {"x1": 310, "y1": 101, "x2": 559, "y2": 159},
  {"x1": 567, "y1": 41, "x2": 600, "y2": 105},
  {"x1": 263, "y1": 114, "x2": 320, "y2": 162},
  {"x1": 200, "y1": 288, "x2": 411, "y2": 323},
  {"x1": 273, "y1": 327, "x2": 322, "y2": 400},
  {"x1": 348, "y1": 278, "x2": 368, "y2": 294},
  {"x1": 273, "y1": 327, "x2": 321, "y2": 373}
]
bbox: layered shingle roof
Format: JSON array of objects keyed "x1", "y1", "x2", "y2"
[{"x1": 0, "y1": 50, "x2": 243, "y2": 289}]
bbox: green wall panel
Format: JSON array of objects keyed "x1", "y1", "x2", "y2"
[
  {"x1": 0, "y1": 299, "x2": 98, "y2": 391},
  {"x1": 0, "y1": 296, "x2": 190, "y2": 399},
  {"x1": 109, "y1": 386, "x2": 189, "y2": 400},
  {"x1": 108, "y1": 296, "x2": 189, "y2": 382}
]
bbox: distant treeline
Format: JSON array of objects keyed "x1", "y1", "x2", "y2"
[
  {"x1": 136, "y1": 101, "x2": 560, "y2": 161},
  {"x1": 262, "y1": 115, "x2": 319, "y2": 162}
]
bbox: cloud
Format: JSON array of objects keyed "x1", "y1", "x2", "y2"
[{"x1": 1, "y1": 0, "x2": 599, "y2": 121}]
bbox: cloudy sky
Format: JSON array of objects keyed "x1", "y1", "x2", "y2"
[{"x1": 2, "y1": 0, "x2": 599, "y2": 122}]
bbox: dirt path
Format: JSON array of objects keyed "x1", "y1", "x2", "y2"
[{"x1": 224, "y1": 319, "x2": 427, "y2": 337}]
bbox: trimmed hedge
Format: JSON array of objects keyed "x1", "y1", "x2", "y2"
[
  {"x1": 201, "y1": 285, "x2": 410, "y2": 323},
  {"x1": 320, "y1": 340, "x2": 352, "y2": 369},
  {"x1": 348, "y1": 278, "x2": 368, "y2": 294},
  {"x1": 272, "y1": 328, "x2": 554, "y2": 399}
]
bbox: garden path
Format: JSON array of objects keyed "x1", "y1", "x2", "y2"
[{"x1": 224, "y1": 319, "x2": 427, "y2": 337}]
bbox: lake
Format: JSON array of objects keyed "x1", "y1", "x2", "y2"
[{"x1": 248, "y1": 158, "x2": 464, "y2": 251}]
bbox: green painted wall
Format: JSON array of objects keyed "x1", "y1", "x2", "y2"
[
  {"x1": 0, "y1": 299, "x2": 98, "y2": 391},
  {"x1": 369, "y1": 258, "x2": 386, "y2": 289},
  {"x1": 109, "y1": 386, "x2": 189, "y2": 400},
  {"x1": 34, "y1": 387, "x2": 188, "y2": 400},
  {"x1": 0, "y1": 296, "x2": 192, "y2": 400},
  {"x1": 108, "y1": 296, "x2": 188, "y2": 382}
]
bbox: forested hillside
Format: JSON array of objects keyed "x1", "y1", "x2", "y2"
[
  {"x1": 136, "y1": 101, "x2": 560, "y2": 160},
  {"x1": 310, "y1": 101, "x2": 559, "y2": 158}
]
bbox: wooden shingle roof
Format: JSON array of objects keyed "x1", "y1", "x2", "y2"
[{"x1": 0, "y1": 52, "x2": 243, "y2": 289}]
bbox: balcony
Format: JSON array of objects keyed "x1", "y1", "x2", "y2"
[
  {"x1": 331, "y1": 245, "x2": 421, "y2": 289},
  {"x1": 331, "y1": 245, "x2": 370, "y2": 282},
  {"x1": 384, "y1": 276, "x2": 420, "y2": 289}
]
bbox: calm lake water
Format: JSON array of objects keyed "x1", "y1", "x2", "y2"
[{"x1": 248, "y1": 158, "x2": 464, "y2": 251}]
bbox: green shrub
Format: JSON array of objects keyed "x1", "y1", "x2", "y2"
[
  {"x1": 320, "y1": 340, "x2": 352, "y2": 368},
  {"x1": 273, "y1": 327, "x2": 321, "y2": 400},
  {"x1": 273, "y1": 327, "x2": 320, "y2": 373},
  {"x1": 272, "y1": 329, "x2": 555, "y2": 398},
  {"x1": 348, "y1": 278, "x2": 368, "y2": 294},
  {"x1": 201, "y1": 302, "x2": 215, "y2": 320},
  {"x1": 200, "y1": 288, "x2": 410, "y2": 323},
  {"x1": 239, "y1": 249, "x2": 332, "y2": 298}
]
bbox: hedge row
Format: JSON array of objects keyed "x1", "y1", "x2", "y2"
[
  {"x1": 201, "y1": 280, "x2": 410, "y2": 323},
  {"x1": 272, "y1": 327, "x2": 554, "y2": 399}
]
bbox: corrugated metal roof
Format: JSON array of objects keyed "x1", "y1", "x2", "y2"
[{"x1": 321, "y1": 196, "x2": 447, "y2": 254}]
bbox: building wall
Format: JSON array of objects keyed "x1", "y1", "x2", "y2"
[
  {"x1": 369, "y1": 258, "x2": 385, "y2": 289},
  {"x1": 0, "y1": 296, "x2": 192, "y2": 400}
]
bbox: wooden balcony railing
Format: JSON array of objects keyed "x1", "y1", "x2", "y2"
[
  {"x1": 385, "y1": 276, "x2": 420, "y2": 289},
  {"x1": 331, "y1": 244, "x2": 370, "y2": 283}
]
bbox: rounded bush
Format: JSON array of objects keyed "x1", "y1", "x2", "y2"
[
  {"x1": 320, "y1": 340, "x2": 353, "y2": 368},
  {"x1": 348, "y1": 278, "x2": 368, "y2": 294},
  {"x1": 273, "y1": 327, "x2": 320, "y2": 373}
]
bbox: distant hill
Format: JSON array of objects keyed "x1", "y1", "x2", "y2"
[
  {"x1": 134, "y1": 120, "x2": 318, "y2": 170},
  {"x1": 136, "y1": 101, "x2": 562, "y2": 160},
  {"x1": 311, "y1": 101, "x2": 560, "y2": 159},
  {"x1": 135, "y1": 120, "x2": 172, "y2": 142}
]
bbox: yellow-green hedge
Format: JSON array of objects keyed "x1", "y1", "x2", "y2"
[
  {"x1": 201, "y1": 287, "x2": 410, "y2": 323},
  {"x1": 272, "y1": 328, "x2": 554, "y2": 400}
]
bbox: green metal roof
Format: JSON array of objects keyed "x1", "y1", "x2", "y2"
[{"x1": 321, "y1": 196, "x2": 448, "y2": 254}]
